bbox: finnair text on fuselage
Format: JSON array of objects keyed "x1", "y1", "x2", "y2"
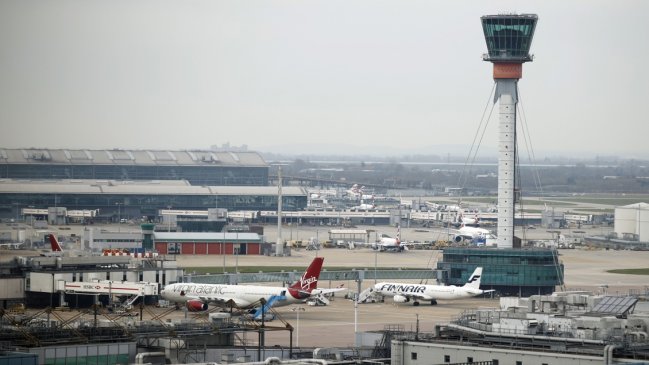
[{"x1": 379, "y1": 284, "x2": 426, "y2": 294}]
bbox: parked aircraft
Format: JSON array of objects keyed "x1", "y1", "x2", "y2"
[
  {"x1": 40, "y1": 234, "x2": 64, "y2": 257},
  {"x1": 373, "y1": 225, "x2": 405, "y2": 252},
  {"x1": 160, "y1": 257, "x2": 344, "y2": 312},
  {"x1": 453, "y1": 212, "x2": 480, "y2": 227},
  {"x1": 0, "y1": 242, "x2": 23, "y2": 249},
  {"x1": 452, "y1": 225, "x2": 497, "y2": 246},
  {"x1": 346, "y1": 184, "x2": 374, "y2": 200},
  {"x1": 371, "y1": 267, "x2": 493, "y2": 306},
  {"x1": 352, "y1": 201, "x2": 376, "y2": 210}
]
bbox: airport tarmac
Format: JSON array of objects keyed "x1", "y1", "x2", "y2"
[
  {"x1": 4, "y1": 222, "x2": 649, "y2": 349},
  {"x1": 246, "y1": 295, "x2": 497, "y2": 348},
  {"x1": 175, "y1": 239, "x2": 649, "y2": 348}
]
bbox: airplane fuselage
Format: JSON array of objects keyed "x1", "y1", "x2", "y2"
[
  {"x1": 160, "y1": 283, "x2": 307, "y2": 308},
  {"x1": 374, "y1": 282, "x2": 480, "y2": 300}
]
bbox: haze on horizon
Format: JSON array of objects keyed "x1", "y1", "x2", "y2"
[{"x1": 1, "y1": 1, "x2": 648, "y2": 159}]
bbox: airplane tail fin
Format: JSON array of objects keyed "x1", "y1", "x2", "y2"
[
  {"x1": 396, "y1": 224, "x2": 401, "y2": 244},
  {"x1": 462, "y1": 267, "x2": 483, "y2": 290},
  {"x1": 49, "y1": 234, "x2": 63, "y2": 252},
  {"x1": 289, "y1": 257, "x2": 324, "y2": 293}
]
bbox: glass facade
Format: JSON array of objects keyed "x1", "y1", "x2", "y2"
[
  {"x1": 0, "y1": 164, "x2": 268, "y2": 186},
  {"x1": 482, "y1": 14, "x2": 537, "y2": 62},
  {"x1": 0, "y1": 193, "x2": 307, "y2": 219},
  {"x1": 437, "y1": 247, "x2": 563, "y2": 296}
]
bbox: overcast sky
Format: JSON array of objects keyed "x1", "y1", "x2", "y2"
[{"x1": 1, "y1": 1, "x2": 648, "y2": 159}]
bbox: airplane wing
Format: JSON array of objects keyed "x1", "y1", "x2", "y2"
[{"x1": 311, "y1": 287, "x2": 347, "y2": 296}]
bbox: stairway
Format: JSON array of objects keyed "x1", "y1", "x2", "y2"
[
  {"x1": 251, "y1": 295, "x2": 286, "y2": 320},
  {"x1": 357, "y1": 287, "x2": 376, "y2": 303}
]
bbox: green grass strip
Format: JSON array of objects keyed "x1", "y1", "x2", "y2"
[
  {"x1": 606, "y1": 268, "x2": 649, "y2": 275},
  {"x1": 183, "y1": 266, "x2": 411, "y2": 274}
]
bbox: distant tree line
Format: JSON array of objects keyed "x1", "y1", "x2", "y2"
[{"x1": 273, "y1": 157, "x2": 649, "y2": 194}]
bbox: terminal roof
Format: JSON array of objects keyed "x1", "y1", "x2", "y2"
[{"x1": 0, "y1": 148, "x2": 267, "y2": 167}]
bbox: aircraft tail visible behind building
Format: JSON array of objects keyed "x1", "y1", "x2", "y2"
[
  {"x1": 462, "y1": 267, "x2": 483, "y2": 290},
  {"x1": 49, "y1": 234, "x2": 63, "y2": 252}
]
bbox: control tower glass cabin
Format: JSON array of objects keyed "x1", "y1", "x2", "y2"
[{"x1": 481, "y1": 14, "x2": 538, "y2": 63}]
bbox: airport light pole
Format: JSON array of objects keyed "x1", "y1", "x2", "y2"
[
  {"x1": 167, "y1": 205, "x2": 172, "y2": 232},
  {"x1": 354, "y1": 298, "x2": 358, "y2": 342},
  {"x1": 235, "y1": 231, "x2": 239, "y2": 283},
  {"x1": 291, "y1": 306, "x2": 305, "y2": 347},
  {"x1": 374, "y1": 249, "x2": 378, "y2": 285},
  {"x1": 115, "y1": 202, "x2": 122, "y2": 232}
]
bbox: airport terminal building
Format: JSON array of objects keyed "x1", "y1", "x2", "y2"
[{"x1": 0, "y1": 148, "x2": 307, "y2": 221}]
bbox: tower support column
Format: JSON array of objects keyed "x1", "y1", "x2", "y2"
[{"x1": 494, "y1": 80, "x2": 518, "y2": 248}]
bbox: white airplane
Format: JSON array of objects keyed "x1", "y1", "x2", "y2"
[
  {"x1": 353, "y1": 200, "x2": 376, "y2": 210},
  {"x1": 452, "y1": 225, "x2": 497, "y2": 246},
  {"x1": 160, "y1": 257, "x2": 344, "y2": 312},
  {"x1": 0, "y1": 242, "x2": 23, "y2": 249},
  {"x1": 453, "y1": 212, "x2": 480, "y2": 227},
  {"x1": 373, "y1": 225, "x2": 406, "y2": 252},
  {"x1": 346, "y1": 184, "x2": 374, "y2": 200},
  {"x1": 371, "y1": 267, "x2": 494, "y2": 306}
]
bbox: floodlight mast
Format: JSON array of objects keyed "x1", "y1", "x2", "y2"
[
  {"x1": 276, "y1": 166, "x2": 284, "y2": 256},
  {"x1": 481, "y1": 14, "x2": 538, "y2": 249}
]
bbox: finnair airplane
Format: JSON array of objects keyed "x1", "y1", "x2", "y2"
[
  {"x1": 371, "y1": 267, "x2": 494, "y2": 306},
  {"x1": 160, "y1": 257, "x2": 344, "y2": 311}
]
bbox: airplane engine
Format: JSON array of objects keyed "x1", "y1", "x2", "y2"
[
  {"x1": 393, "y1": 295, "x2": 409, "y2": 303},
  {"x1": 454, "y1": 235, "x2": 465, "y2": 243},
  {"x1": 186, "y1": 300, "x2": 208, "y2": 312}
]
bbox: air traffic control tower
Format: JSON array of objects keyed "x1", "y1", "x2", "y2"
[
  {"x1": 482, "y1": 14, "x2": 538, "y2": 249},
  {"x1": 437, "y1": 14, "x2": 563, "y2": 296}
]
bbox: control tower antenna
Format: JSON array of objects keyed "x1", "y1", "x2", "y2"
[{"x1": 481, "y1": 14, "x2": 538, "y2": 248}]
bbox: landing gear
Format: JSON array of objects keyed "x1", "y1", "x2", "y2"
[
  {"x1": 413, "y1": 301, "x2": 420, "y2": 306},
  {"x1": 430, "y1": 300, "x2": 437, "y2": 305}
]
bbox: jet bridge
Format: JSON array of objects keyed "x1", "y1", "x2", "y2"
[
  {"x1": 59, "y1": 280, "x2": 159, "y2": 296},
  {"x1": 58, "y1": 280, "x2": 159, "y2": 308}
]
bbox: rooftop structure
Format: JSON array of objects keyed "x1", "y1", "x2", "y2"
[
  {"x1": 0, "y1": 148, "x2": 268, "y2": 186},
  {"x1": 391, "y1": 292, "x2": 649, "y2": 365}
]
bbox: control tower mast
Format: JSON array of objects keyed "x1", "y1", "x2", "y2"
[{"x1": 481, "y1": 14, "x2": 538, "y2": 248}]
